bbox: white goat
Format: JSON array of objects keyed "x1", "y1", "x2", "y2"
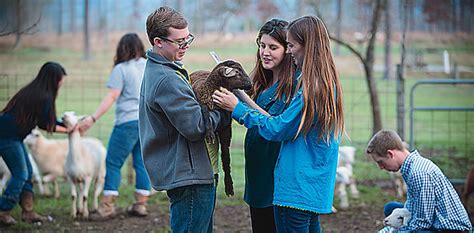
[
  {"x1": 333, "y1": 146, "x2": 360, "y2": 212},
  {"x1": 0, "y1": 154, "x2": 44, "y2": 195},
  {"x1": 24, "y1": 128, "x2": 67, "y2": 198},
  {"x1": 384, "y1": 208, "x2": 411, "y2": 232},
  {"x1": 62, "y1": 111, "x2": 106, "y2": 219}
]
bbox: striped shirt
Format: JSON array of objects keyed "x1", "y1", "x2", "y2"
[{"x1": 379, "y1": 150, "x2": 472, "y2": 232}]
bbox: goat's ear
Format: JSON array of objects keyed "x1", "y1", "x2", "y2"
[{"x1": 224, "y1": 67, "x2": 237, "y2": 77}]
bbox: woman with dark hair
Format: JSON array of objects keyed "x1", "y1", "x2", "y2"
[
  {"x1": 79, "y1": 33, "x2": 150, "y2": 220},
  {"x1": 214, "y1": 16, "x2": 344, "y2": 232},
  {"x1": 241, "y1": 19, "x2": 296, "y2": 232},
  {"x1": 0, "y1": 62, "x2": 69, "y2": 225}
]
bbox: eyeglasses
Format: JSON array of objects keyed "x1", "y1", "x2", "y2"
[{"x1": 157, "y1": 34, "x2": 195, "y2": 49}]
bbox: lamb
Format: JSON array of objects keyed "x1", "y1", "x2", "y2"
[
  {"x1": 23, "y1": 128, "x2": 68, "y2": 198},
  {"x1": 390, "y1": 171, "x2": 406, "y2": 198},
  {"x1": 333, "y1": 146, "x2": 360, "y2": 212},
  {"x1": 384, "y1": 207, "x2": 411, "y2": 232},
  {"x1": 0, "y1": 154, "x2": 44, "y2": 195},
  {"x1": 62, "y1": 111, "x2": 106, "y2": 219},
  {"x1": 190, "y1": 60, "x2": 252, "y2": 196}
]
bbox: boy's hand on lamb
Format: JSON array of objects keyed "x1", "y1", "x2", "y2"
[{"x1": 212, "y1": 87, "x2": 238, "y2": 112}]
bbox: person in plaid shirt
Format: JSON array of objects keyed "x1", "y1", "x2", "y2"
[{"x1": 366, "y1": 129, "x2": 472, "y2": 233}]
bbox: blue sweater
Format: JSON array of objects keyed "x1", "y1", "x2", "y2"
[{"x1": 232, "y1": 88, "x2": 339, "y2": 214}]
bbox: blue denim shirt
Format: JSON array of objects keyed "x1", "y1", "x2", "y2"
[{"x1": 232, "y1": 88, "x2": 339, "y2": 214}]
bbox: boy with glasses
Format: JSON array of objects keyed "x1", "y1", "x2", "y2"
[{"x1": 139, "y1": 6, "x2": 228, "y2": 232}]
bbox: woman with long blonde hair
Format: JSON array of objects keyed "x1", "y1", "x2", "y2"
[{"x1": 213, "y1": 15, "x2": 344, "y2": 232}]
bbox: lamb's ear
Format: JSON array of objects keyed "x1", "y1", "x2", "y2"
[
  {"x1": 224, "y1": 67, "x2": 237, "y2": 77},
  {"x1": 402, "y1": 212, "x2": 411, "y2": 226}
]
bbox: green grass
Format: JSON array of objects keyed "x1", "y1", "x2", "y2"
[{"x1": 0, "y1": 35, "x2": 473, "y2": 228}]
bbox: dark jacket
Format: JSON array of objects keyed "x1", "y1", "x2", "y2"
[{"x1": 139, "y1": 49, "x2": 222, "y2": 191}]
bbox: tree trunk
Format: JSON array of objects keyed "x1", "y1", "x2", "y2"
[
  {"x1": 83, "y1": 0, "x2": 90, "y2": 60},
  {"x1": 383, "y1": 0, "x2": 392, "y2": 80},
  {"x1": 13, "y1": 0, "x2": 22, "y2": 50},
  {"x1": 335, "y1": 0, "x2": 342, "y2": 55},
  {"x1": 70, "y1": 0, "x2": 76, "y2": 32},
  {"x1": 57, "y1": 0, "x2": 63, "y2": 36},
  {"x1": 365, "y1": 0, "x2": 385, "y2": 134}
]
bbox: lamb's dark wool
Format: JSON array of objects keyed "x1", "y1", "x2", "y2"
[{"x1": 190, "y1": 60, "x2": 252, "y2": 196}]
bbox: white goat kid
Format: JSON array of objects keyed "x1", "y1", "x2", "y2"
[
  {"x1": 62, "y1": 111, "x2": 106, "y2": 219},
  {"x1": 384, "y1": 208, "x2": 411, "y2": 232},
  {"x1": 333, "y1": 146, "x2": 360, "y2": 211},
  {"x1": 24, "y1": 128, "x2": 66, "y2": 198}
]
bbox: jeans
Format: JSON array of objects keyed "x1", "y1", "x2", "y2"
[
  {"x1": 0, "y1": 139, "x2": 33, "y2": 211},
  {"x1": 274, "y1": 206, "x2": 321, "y2": 233},
  {"x1": 103, "y1": 121, "x2": 150, "y2": 193},
  {"x1": 167, "y1": 184, "x2": 215, "y2": 233}
]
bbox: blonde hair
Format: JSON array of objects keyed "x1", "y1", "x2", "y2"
[{"x1": 288, "y1": 16, "x2": 344, "y2": 142}]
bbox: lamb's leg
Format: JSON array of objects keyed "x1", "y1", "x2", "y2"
[
  {"x1": 200, "y1": 104, "x2": 216, "y2": 143},
  {"x1": 82, "y1": 177, "x2": 93, "y2": 218},
  {"x1": 218, "y1": 125, "x2": 234, "y2": 196},
  {"x1": 349, "y1": 179, "x2": 360, "y2": 198},
  {"x1": 338, "y1": 183, "x2": 349, "y2": 209},
  {"x1": 69, "y1": 179, "x2": 77, "y2": 218},
  {"x1": 77, "y1": 182, "x2": 84, "y2": 218},
  {"x1": 92, "y1": 176, "x2": 104, "y2": 212},
  {"x1": 0, "y1": 172, "x2": 11, "y2": 193},
  {"x1": 42, "y1": 174, "x2": 54, "y2": 197},
  {"x1": 54, "y1": 180, "x2": 60, "y2": 199}
]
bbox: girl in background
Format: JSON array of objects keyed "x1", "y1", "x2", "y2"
[{"x1": 0, "y1": 62, "x2": 69, "y2": 225}]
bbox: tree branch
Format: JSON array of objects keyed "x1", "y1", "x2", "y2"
[{"x1": 0, "y1": 13, "x2": 41, "y2": 37}]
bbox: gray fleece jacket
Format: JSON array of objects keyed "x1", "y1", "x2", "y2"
[{"x1": 139, "y1": 49, "x2": 222, "y2": 191}]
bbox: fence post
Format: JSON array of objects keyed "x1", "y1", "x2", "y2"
[{"x1": 396, "y1": 64, "x2": 405, "y2": 141}]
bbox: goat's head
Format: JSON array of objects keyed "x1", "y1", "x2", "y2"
[
  {"x1": 24, "y1": 127, "x2": 42, "y2": 146},
  {"x1": 211, "y1": 60, "x2": 252, "y2": 91},
  {"x1": 384, "y1": 208, "x2": 411, "y2": 229},
  {"x1": 62, "y1": 111, "x2": 79, "y2": 128}
]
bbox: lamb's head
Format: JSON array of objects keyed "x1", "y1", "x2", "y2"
[
  {"x1": 24, "y1": 128, "x2": 42, "y2": 147},
  {"x1": 62, "y1": 111, "x2": 79, "y2": 128},
  {"x1": 384, "y1": 208, "x2": 411, "y2": 229},
  {"x1": 210, "y1": 60, "x2": 252, "y2": 91}
]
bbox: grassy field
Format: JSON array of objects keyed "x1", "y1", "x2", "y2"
[{"x1": 0, "y1": 32, "x2": 473, "y2": 231}]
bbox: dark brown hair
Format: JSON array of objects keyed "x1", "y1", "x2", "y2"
[
  {"x1": 251, "y1": 19, "x2": 295, "y2": 103},
  {"x1": 2, "y1": 62, "x2": 66, "y2": 134},
  {"x1": 114, "y1": 33, "x2": 146, "y2": 66},
  {"x1": 146, "y1": 6, "x2": 188, "y2": 46}
]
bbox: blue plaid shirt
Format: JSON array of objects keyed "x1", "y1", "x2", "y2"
[{"x1": 379, "y1": 150, "x2": 472, "y2": 232}]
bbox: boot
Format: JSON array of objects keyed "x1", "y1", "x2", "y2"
[
  {"x1": 90, "y1": 195, "x2": 117, "y2": 221},
  {"x1": 20, "y1": 191, "x2": 46, "y2": 223},
  {"x1": 0, "y1": 210, "x2": 17, "y2": 226},
  {"x1": 126, "y1": 192, "x2": 148, "y2": 217}
]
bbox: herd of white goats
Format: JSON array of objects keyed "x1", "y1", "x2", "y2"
[{"x1": 0, "y1": 111, "x2": 407, "y2": 223}]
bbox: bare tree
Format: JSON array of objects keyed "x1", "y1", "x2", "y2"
[
  {"x1": 83, "y1": 0, "x2": 91, "y2": 60},
  {"x1": 383, "y1": 0, "x2": 392, "y2": 80},
  {"x1": 70, "y1": 0, "x2": 76, "y2": 33},
  {"x1": 0, "y1": 0, "x2": 40, "y2": 49},
  {"x1": 297, "y1": 0, "x2": 306, "y2": 17},
  {"x1": 57, "y1": 0, "x2": 63, "y2": 36},
  {"x1": 256, "y1": 0, "x2": 279, "y2": 22},
  {"x1": 335, "y1": 0, "x2": 342, "y2": 55},
  {"x1": 321, "y1": 0, "x2": 386, "y2": 134}
]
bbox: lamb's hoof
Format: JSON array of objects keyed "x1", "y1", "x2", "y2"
[{"x1": 205, "y1": 131, "x2": 216, "y2": 144}]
